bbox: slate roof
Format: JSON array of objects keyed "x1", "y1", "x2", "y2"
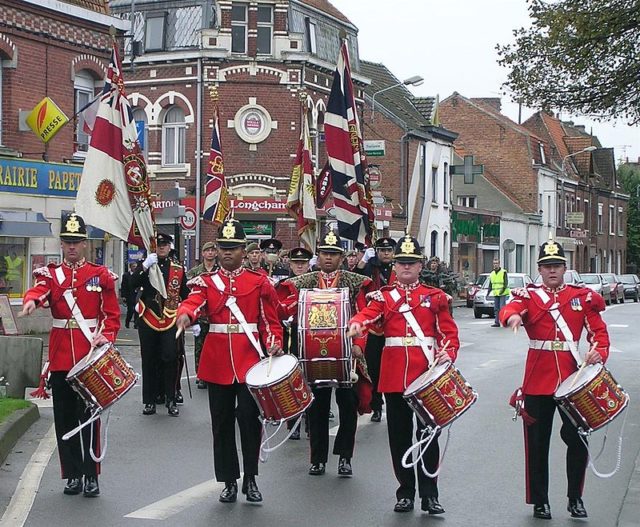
[
  {"x1": 65, "y1": 0, "x2": 109, "y2": 13},
  {"x1": 298, "y1": 0, "x2": 352, "y2": 24},
  {"x1": 413, "y1": 97, "x2": 436, "y2": 123}
]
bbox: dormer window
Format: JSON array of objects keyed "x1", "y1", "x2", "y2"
[
  {"x1": 539, "y1": 143, "x2": 546, "y2": 164},
  {"x1": 145, "y1": 13, "x2": 166, "y2": 51},
  {"x1": 305, "y1": 17, "x2": 317, "y2": 54},
  {"x1": 257, "y1": 5, "x2": 273, "y2": 55},
  {"x1": 231, "y1": 4, "x2": 248, "y2": 54}
]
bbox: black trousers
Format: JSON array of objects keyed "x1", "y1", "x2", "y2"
[
  {"x1": 50, "y1": 372, "x2": 100, "y2": 479},
  {"x1": 385, "y1": 393, "x2": 440, "y2": 500},
  {"x1": 365, "y1": 334, "x2": 384, "y2": 412},
  {"x1": 208, "y1": 382, "x2": 261, "y2": 482},
  {"x1": 125, "y1": 297, "x2": 138, "y2": 326},
  {"x1": 308, "y1": 385, "x2": 358, "y2": 464},
  {"x1": 138, "y1": 321, "x2": 178, "y2": 404},
  {"x1": 523, "y1": 395, "x2": 588, "y2": 504}
]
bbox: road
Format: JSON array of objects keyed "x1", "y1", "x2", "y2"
[{"x1": 1, "y1": 302, "x2": 639, "y2": 527}]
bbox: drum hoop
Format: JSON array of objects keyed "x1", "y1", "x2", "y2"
[
  {"x1": 246, "y1": 356, "x2": 299, "y2": 387},
  {"x1": 555, "y1": 363, "x2": 605, "y2": 398}
]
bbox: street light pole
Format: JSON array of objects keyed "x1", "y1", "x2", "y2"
[{"x1": 371, "y1": 75, "x2": 424, "y2": 121}]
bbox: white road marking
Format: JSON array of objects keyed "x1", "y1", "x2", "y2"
[
  {"x1": 125, "y1": 478, "x2": 229, "y2": 520},
  {"x1": 610, "y1": 346, "x2": 624, "y2": 353},
  {"x1": 0, "y1": 424, "x2": 57, "y2": 527},
  {"x1": 459, "y1": 342, "x2": 473, "y2": 349},
  {"x1": 608, "y1": 324, "x2": 629, "y2": 328},
  {"x1": 329, "y1": 412, "x2": 372, "y2": 437},
  {"x1": 469, "y1": 321, "x2": 493, "y2": 325},
  {"x1": 478, "y1": 359, "x2": 501, "y2": 368}
]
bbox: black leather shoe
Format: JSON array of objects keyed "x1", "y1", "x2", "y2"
[
  {"x1": 196, "y1": 379, "x2": 207, "y2": 389},
  {"x1": 175, "y1": 391, "x2": 184, "y2": 404},
  {"x1": 338, "y1": 457, "x2": 352, "y2": 477},
  {"x1": 567, "y1": 498, "x2": 587, "y2": 518},
  {"x1": 83, "y1": 476, "x2": 100, "y2": 497},
  {"x1": 219, "y1": 481, "x2": 237, "y2": 503},
  {"x1": 289, "y1": 427, "x2": 300, "y2": 440},
  {"x1": 421, "y1": 497, "x2": 445, "y2": 514},
  {"x1": 533, "y1": 503, "x2": 552, "y2": 519},
  {"x1": 142, "y1": 403, "x2": 156, "y2": 415},
  {"x1": 63, "y1": 477, "x2": 82, "y2": 495},
  {"x1": 167, "y1": 400, "x2": 179, "y2": 416},
  {"x1": 394, "y1": 498, "x2": 414, "y2": 513},
  {"x1": 242, "y1": 476, "x2": 263, "y2": 503},
  {"x1": 308, "y1": 463, "x2": 326, "y2": 475},
  {"x1": 371, "y1": 410, "x2": 382, "y2": 422},
  {"x1": 155, "y1": 394, "x2": 165, "y2": 405}
]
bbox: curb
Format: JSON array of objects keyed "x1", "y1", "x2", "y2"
[
  {"x1": 0, "y1": 403, "x2": 40, "y2": 465},
  {"x1": 618, "y1": 452, "x2": 640, "y2": 527}
]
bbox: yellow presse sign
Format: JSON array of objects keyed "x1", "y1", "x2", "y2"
[{"x1": 26, "y1": 97, "x2": 69, "y2": 143}]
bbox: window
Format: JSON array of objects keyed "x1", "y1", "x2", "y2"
[
  {"x1": 618, "y1": 206, "x2": 624, "y2": 236},
  {"x1": 443, "y1": 162, "x2": 449, "y2": 204},
  {"x1": 418, "y1": 144, "x2": 426, "y2": 212},
  {"x1": 0, "y1": 238, "x2": 28, "y2": 299},
  {"x1": 539, "y1": 143, "x2": 546, "y2": 164},
  {"x1": 547, "y1": 195, "x2": 552, "y2": 226},
  {"x1": 257, "y1": 5, "x2": 273, "y2": 55},
  {"x1": 145, "y1": 14, "x2": 166, "y2": 51},
  {"x1": 162, "y1": 107, "x2": 186, "y2": 166},
  {"x1": 609, "y1": 205, "x2": 615, "y2": 234},
  {"x1": 431, "y1": 166, "x2": 438, "y2": 203},
  {"x1": 516, "y1": 244, "x2": 524, "y2": 272},
  {"x1": 231, "y1": 3, "x2": 248, "y2": 54},
  {"x1": 132, "y1": 109, "x2": 148, "y2": 160},
  {"x1": 74, "y1": 70, "x2": 98, "y2": 153},
  {"x1": 430, "y1": 230, "x2": 438, "y2": 258},
  {"x1": 305, "y1": 17, "x2": 317, "y2": 54},
  {"x1": 457, "y1": 196, "x2": 477, "y2": 208},
  {"x1": 597, "y1": 202, "x2": 603, "y2": 233}
]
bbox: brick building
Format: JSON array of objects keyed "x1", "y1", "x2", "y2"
[{"x1": 0, "y1": 0, "x2": 127, "y2": 329}]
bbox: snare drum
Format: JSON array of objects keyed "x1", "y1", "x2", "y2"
[
  {"x1": 298, "y1": 288, "x2": 352, "y2": 385},
  {"x1": 554, "y1": 363, "x2": 629, "y2": 434},
  {"x1": 403, "y1": 362, "x2": 477, "y2": 428},
  {"x1": 245, "y1": 355, "x2": 313, "y2": 423},
  {"x1": 66, "y1": 343, "x2": 138, "y2": 412}
]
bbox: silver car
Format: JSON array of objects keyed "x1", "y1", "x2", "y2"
[
  {"x1": 474, "y1": 273, "x2": 533, "y2": 319},
  {"x1": 580, "y1": 273, "x2": 611, "y2": 305}
]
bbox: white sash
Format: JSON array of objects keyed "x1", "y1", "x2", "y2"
[
  {"x1": 389, "y1": 288, "x2": 435, "y2": 364},
  {"x1": 54, "y1": 266, "x2": 95, "y2": 344},
  {"x1": 211, "y1": 273, "x2": 265, "y2": 358},
  {"x1": 533, "y1": 288, "x2": 582, "y2": 365}
]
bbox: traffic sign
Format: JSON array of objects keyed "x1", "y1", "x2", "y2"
[
  {"x1": 180, "y1": 207, "x2": 197, "y2": 230},
  {"x1": 182, "y1": 229, "x2": 196, "y2": 238}
]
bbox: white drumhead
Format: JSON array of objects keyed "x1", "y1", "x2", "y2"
[
  {"x1": 555, "y1": 363, "x2": 603, "y2": 397},
  {"x1": 246, "y1": 354, "x2": 297, "y2": 385},
  {"x1": 405, "y1": 362, "x2": 449, "y2": 394},
  {"x1": 67, "y1": 343, "x2": 111, "y2": 377}
]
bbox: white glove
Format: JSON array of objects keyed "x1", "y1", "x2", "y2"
[
  {"x1": 362, "y1": 247, "x2": 376, "y2": 263},
  {"x1": 190, "y1": 324, "x2": 201, "y2": 338},
  {"x1": 142, "y1": 253, "x2": 158, "y2": 270},
  {"x1": 309, "y1": 256, "x2": 318, "y2": 268}
]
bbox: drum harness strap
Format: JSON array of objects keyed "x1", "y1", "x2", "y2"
[
  {"x1": 55, "y1": 267, "x2": 111, "y2": 463},
  {"x1": 387, "y1": 287, "x2": 453, "y2": 477},
  {"x1": 534, "y1": 288, "x2": 626, "y2": 479}
]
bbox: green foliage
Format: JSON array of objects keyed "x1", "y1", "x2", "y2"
[
  {"x1": 618, "y1": 164, "x2": 640, "y2": 267},
  {"x1": 0, "y1": 398, "x2": 31, "y2": 424},
  {"x1": 497, "y1": 0, "x2": 640, "y2": 124}
]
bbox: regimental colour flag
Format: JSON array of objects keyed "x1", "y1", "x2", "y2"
[
  {"x1": 286, "y1": 112, "x2": 316, "y2": 251},
  {"x1": 324, "y1": 41, "x2": 375, "y2": 244},
  {"x1": 75, "y1": 43, "x2": 166, "y2": 297},
  {"x1": 202, "y1": 105, "x2": 230, "y2": 224}
]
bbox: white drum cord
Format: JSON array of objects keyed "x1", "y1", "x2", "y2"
[
  {"x1": 259, "y1": 413, "x2": 305, "y2": 462},
  {"x1": 400, "y1": 425, "x2": 452, "y2": 478}
]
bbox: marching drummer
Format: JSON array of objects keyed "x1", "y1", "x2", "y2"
[
  {"x1": 499, "y1": 239, "x2": 610, "y2": 520},
  {"x1": 176, "y1": 219, "x2": 283, "y2": 504},
  {"x1": 20, "y1": 213, "x2": 121, "y2": 497},
  {"x1": 348, "y1": 235, "x2": 459, "y2": 515},
  {"x1": 279, "y1": 228, "x2": 374, "y2": 478}
]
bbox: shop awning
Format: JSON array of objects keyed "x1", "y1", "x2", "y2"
[{"x1": 0, "y1": 210, "x2": 52, "y2": 237}]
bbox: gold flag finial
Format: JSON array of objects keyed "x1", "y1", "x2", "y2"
[{"x1": 209, "y1": 86, "x2": 219, "y2": 102}]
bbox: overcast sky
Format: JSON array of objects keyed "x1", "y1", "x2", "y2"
[{"x1": 331, "y1": 0, "x2": 640, "y2": 164}]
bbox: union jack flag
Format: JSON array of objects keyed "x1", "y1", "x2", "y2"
[
  {"x1": 324, "y1": 41, "x2": 375, "y2": 244},
  {"x1": 202, "y1": 105, "x2": 230, "y2": 224}
]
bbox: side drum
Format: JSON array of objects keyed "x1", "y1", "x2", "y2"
[{"x1": 297, "y1": 288, "x2": 352, "y2": 386}]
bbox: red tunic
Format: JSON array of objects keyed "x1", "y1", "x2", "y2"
[
  {"x1": 23, "y1": 260, "x2": 121, "y2": 371},
  {"x1": 177, "y1": 268, "x2": 283, "y2": 384},
  {"x1": 499, "y1": 284, "x2": 610, "y2": 395},
  {"x1": 349, "y1": 283, "x2": 459, "y2": 393}
]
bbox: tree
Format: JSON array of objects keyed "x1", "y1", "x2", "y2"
[
  {"x1": 497, "y1": 0, "x2": 640, "y2": 124},
  {"x1": 618, "y1": 163, "x2": 640, "y2": 269}
]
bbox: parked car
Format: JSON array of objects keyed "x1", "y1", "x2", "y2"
[
  {"x1": 466, "y1": 273, "x2": 490, "y2": 307},
  {"x1": 600, "y1": 273, "x2": 624, "y2": 304},
  {"x1": 618, "y1": 274, "x2": 640, "y2": 302},
  {"x1": 534, "y1": 269, "x2": 584, "y2": 287},
  {"x1": 473, "y1": 273, "x2": 533, "y2": 319},
  {"x1": 580, "y1": 273, "x2": 612, "y2": 305}
]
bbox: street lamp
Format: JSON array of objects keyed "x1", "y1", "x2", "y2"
[
  {"x1": 561, "y1": 145, "x2": 597, "y2": 174},
  {"x1": 371, "y1": 75, "x2": 424, "y2": 121}
]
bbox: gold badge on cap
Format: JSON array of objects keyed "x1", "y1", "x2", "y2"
[
  {"x1": 222, "y1": 221, "x2": 236, "y2": 239},
  {"x1": 325, "y1": 231, "x2": 337, "y2": 246},
  {"x1": 400, "y1": 236, "x2": 415, "y2": 255},
  {"x1": 544, "y1": 242, "x2": 560, "y2": 256},
  {"x1": 66, "y1": 215, "x2": 80, "y2": 233}
]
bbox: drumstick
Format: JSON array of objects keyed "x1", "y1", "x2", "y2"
[
  {"x1": 568, "y1": 341, "x2": 597, "y2": 390},
  {"x1": 266, "y1": 335, "x2": 275, "y2": 377},
  {"x1": 427, "y1": 340, "x2": 449, "y2": 375},
  {"x1": 175, "y1": 325, "x2": 184, "y2": 340}
]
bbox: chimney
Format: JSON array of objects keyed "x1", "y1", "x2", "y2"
[
  {"x1": 574, "y1": 124, "x2": 586, "y2": 132},
  {"x1": 471, "y1": 97, "x2": 502, "y2": 112}
]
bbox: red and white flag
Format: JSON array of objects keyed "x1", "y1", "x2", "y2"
[
  {"x1": 75, "y1": 44, "x2": 166, "y2": 297},
  {"x1": 286, "y1": 112, "x2": 316, "y2": 251}
]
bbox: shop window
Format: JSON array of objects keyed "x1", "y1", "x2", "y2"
[
  {"x1": 145, "y1": 13, "x2": 166, "y2": 51},
  {"x1": 231, "y1": 4, "x2": 248, "y2": 54},
  {"x1": 0, "y1": 238, "x2": 27, "y2": 299},
  {"x1": 162, "y1": 107, "x2": 186, "y2": 166}
]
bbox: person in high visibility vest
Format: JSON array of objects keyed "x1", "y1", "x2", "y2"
[
  {"x1": 489, "y1": 258, "x2": 509, "y2": 327},
  {"x1": 4, "y1": 252, "x2": 24, "y2": 293}
]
